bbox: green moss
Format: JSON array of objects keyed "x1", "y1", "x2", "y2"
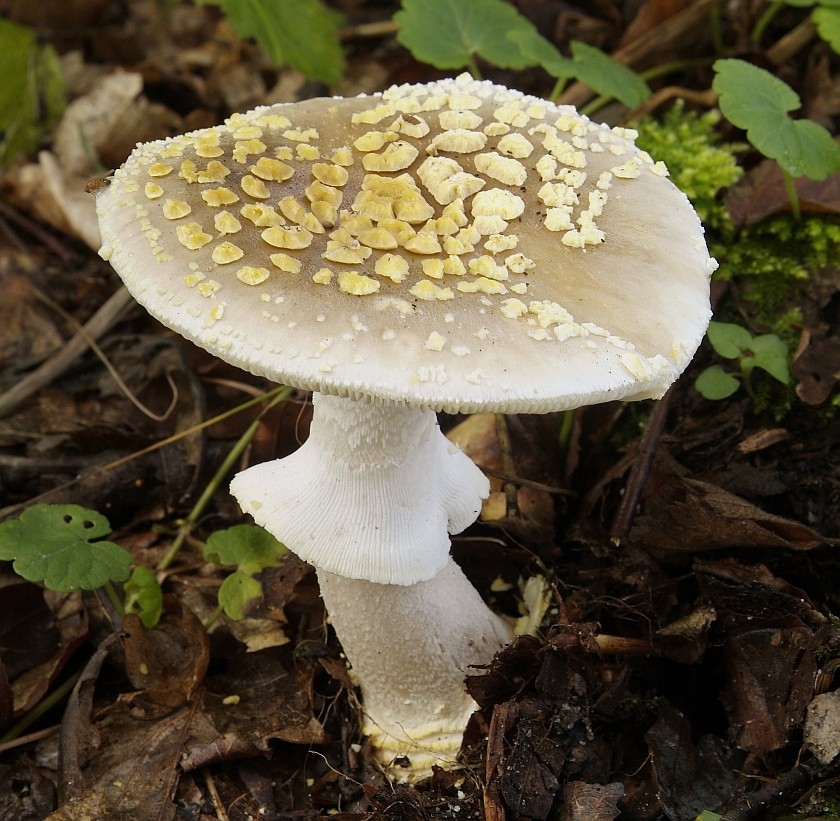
[
  {"x1": 634, "y1": 101, "x2": 743, "y2": 231},
  {"x1": 714, "y1": 215, "x2": 840, "y2": 337}
]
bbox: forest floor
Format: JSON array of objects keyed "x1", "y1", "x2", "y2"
[{"x1": 1, "y1": 1, "x2": 839, "y2": 820}]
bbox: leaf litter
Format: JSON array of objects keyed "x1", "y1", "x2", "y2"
[{"x1": 0, "y1": 1, "x2": 839, "y2": 819}]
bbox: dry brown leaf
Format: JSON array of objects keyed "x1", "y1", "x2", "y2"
[
  {"x1": 631, "y1": 460, "x2": 826, "y2": 552},
  {"x1": 562, "y1": 781, "x2": 624, "y2": 821},
  {"x1": 725, "y1": 150, "x2": 840, "y2": 226},
  {"x1": 724, "y1": 619, "x2": 816, "y2": 754}
]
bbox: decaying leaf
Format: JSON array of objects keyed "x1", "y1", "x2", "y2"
[
  {"x1": 631, "y1": 457, "x2": 826, "y2": 552},
  {"x1": 561, "y1": 780, "x2": 624, "y2": 821}
]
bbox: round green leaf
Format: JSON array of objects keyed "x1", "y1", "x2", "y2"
[
  {"x1": 696, "y1": 365, "x2": 741, "y2": 400},
  {"x1": 124, "y1": 565, "x2": 164, "y2": 628},
  {"x1": 218, "y1": 570, "x2": 263, "y2": 621},
  {"x1": 713, "y1": 58, "x2": 840, "y2": 180},
  {"x1": 746, "y1": 334, "x2": 791, "y2": 384},
  {"x1": 204, "y1": 524, "x2": 287, "y2": 574},
  {"x1": 706, "y1": 321, "x2": 753, "y2": 359},
  {"x1": 395, "y1": 0, "x2": 540, "y2": 71},
  {"x1": 0, "y1": 504, "x2": 131, "y2": 592}
]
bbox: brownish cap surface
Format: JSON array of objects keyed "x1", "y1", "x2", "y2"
[{"x1": 97, "y1": 74, "x2": 714, "y2": 413}]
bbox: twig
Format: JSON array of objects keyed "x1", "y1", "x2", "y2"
[
  {"x1": 0, "y1": 286, "x2": 134, "y2": 418},
  {"x1": 608, "y1": 387, "x2": 674, "y2": 545}
]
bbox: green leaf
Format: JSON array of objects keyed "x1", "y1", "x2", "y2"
[
  {"x1": 204, "y1": 524, "x2": 287, "y2": 620},
  {"x1": 124, "y1": 566, "x2": 163, "y2": 628},
  {"x1": 695, "y1": 365, "x2": 741, "y2": 400},
  {"x1": 695, "y1": 813, "x2": 722, "y2": 821},
  {"x1": 218, "y1": 571, "x2": 264, "y2": 620},
  {"x1": 510, "y1": 33, "x2": 650, "y2": 106},
  {"x1": 813, "y1": 6, "x2": 840, "y2": 52},
  {"x1": 196, "y1": 0, "x2": 344, "y2": 84},
  {"x1": 0, "y1": 504, "x2": 131, "y2": 592},
  {"x1": 0, "y1": 19, "x2": 65, "y2": 166},
  {"x1": 394, "y1": 0, "x2": 540, "y2": 72},
  {"x1": 568, "y1": 41, "x2": 651, "y2": 107},
  {"x1": 712, "y1": 58, "x2": 840, "y2": 180},
  {"x1": 706, "y1": 321, "x2": 753, "y2": 359},
  {"x1": 745, "y1": 333, "x2": 791, "y2": 384}
]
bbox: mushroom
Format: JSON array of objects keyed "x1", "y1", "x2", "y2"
[{"x1": 95, "y1": 73, "x2": 715, "y2": 779}]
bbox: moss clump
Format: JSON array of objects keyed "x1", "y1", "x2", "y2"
[
  {"x1": 634, "y1": 101, "x2": 743, "y2": 231},
  {"x1": 715, "y1": 215, "x2": 840, "y2": 338}
]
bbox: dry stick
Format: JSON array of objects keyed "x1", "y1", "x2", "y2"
[
  {"x1": 557, "y1": 0, "x2": 720, "y2": 109},
  {"x1": 0, "y1": 286, "x2": 135, "y2": 418},
  {"x1": 766, "y1": 17, "x2": 816, "y2": 65},
  {"x1": 608, "y1": 386, "x2": 674, "y2": 546}
]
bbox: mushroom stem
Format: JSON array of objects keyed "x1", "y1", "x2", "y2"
[
  {"x1": 231, "y1": 393, "x2": 491, "y2": 584},
  {"x1": 318, "y1": 558, "x2": 512, "y2": 778}
]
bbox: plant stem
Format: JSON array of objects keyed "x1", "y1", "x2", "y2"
[
  {"x1": 549, "y1": 77, "x2": 568, "y2": 102},
  {"x1": 0, "y1": 669, "x2": 82, "y2": 743},
  {"x1": 156, "y1": 386, "x2": 293, "y2": 571},
  {"x1": 781, "y1": 168, "x2": 801, "y2": 220},
  {"x1": 580, "y1": 94, "x2": 611, "y2": 118},
  {"x1": 466, "y1": 53, "x2": 482, "y2": 80},
  {"x1": 709, "y1": 0, "x2": 725, "y2": 54},
  {"x1": 103, "y1": 580, "x2": 125, "y2": 618},
  {"x1": 752, "y1": 0, "x2": 784, "y2": 44}
]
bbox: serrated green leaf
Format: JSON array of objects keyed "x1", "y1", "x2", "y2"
[
  {"x1": 695, "y1": 365, "x2": 741, "y2": 400},
  {"x1": 395, "y1": 0, "x2": 540, "y2": 72},
  {"x1": 713, "y1": 58, "x2": 840, "y2": 180},
  {"x1": 706, "y1": 321, "x2": 753, "y2": 359},
  {"x1": 0, "y1": 504, "x2": 131, "y2": 592},
  {"x1": 745, "y1": 334, "x2": 791, "y2": 384},
  {"x1": 0, "y1": 20, "x2": 65, "y2": 166},
  {"x1": 218, "y1": 570, "x2": 263, "y2": 620},
  {"x1": 813, "y1": 6, "x2": 840, "y2": 52},
  {"x1": 196, "y1": 0, "x2": 344, "y2": 84},
  {"x1": 124, "y1": 566, "x2": 164, "y2": 628}
]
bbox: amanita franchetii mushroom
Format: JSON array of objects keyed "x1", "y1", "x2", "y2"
[{"x1": 96, "y1": 73, "x2": 715, "y2": 779}]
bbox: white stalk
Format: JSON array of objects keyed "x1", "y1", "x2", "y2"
[
  {"x1": 231, "y1": 393, "x2": 490, "y2": 585},
  {"x1": 318, "y1": 558, "x2": 512, "y2": 779}
]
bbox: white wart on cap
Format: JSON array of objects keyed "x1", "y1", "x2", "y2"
[{"x1": 96, "y1": 73, "x2": 714, "y2": 415}]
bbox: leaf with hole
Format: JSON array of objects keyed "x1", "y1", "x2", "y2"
[{"x1": 0, "y1": 504, "x2": 131, "y2": 592}]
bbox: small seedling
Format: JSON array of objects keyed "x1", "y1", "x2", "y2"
[
  {"x1": 195, "y1": 0, "x2": 344, "y2": 84},
  {"x1": 696, "y1": 321, "x2": 791, "y2": 402},
  {"x1": 712, "y1": 59, "x2": 840, "y2": 217},
  {"x1": 203, "y1": 524, "x2": 288, "y2": 621},
  {"x1": 0, "y1": 503, "x2": 163, "y2": 626}
]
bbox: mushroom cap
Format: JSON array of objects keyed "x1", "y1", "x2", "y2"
[{"x1": 97, "y1": 74, "x2": 714, "y2": 414}]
